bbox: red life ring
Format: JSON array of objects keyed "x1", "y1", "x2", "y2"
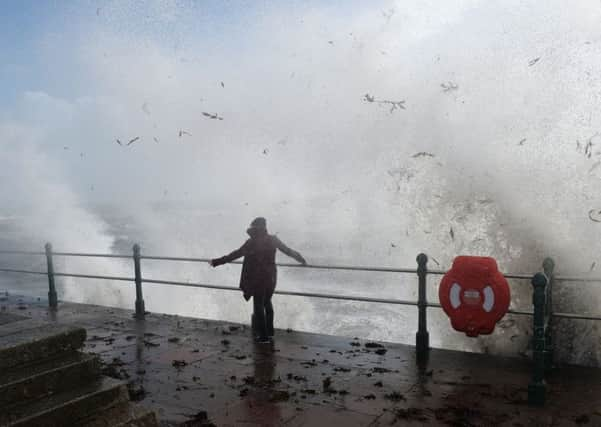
[{"x1": 439, "y1": 256, "x2": 510, "y2": 337}]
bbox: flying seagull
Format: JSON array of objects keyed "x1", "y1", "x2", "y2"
[
  {"x1": 589, "y1": 209, "x2": 601, "y2": 223},
  {"x1": 116, "y1": 139, "x2": 123, "y2": 146},
  {"x1": 411, "y1": 152, "x2": 435, "y2": 158},
  {"x1": 202, "y1": 112, "x2": 224, "y2": 120},
  {"x1": 441, "y1": 81, "x2": 459, "y2": 92},
  {"x1": 127, "y1": 136, "x2": 140, "y2": 146},
  {"x1": 179, "y1": 130, "x2": 192, "y2": 137},
  {"x1": 363, "y1": 93, "x2": 405, "y2": 112},
  {"x1": 153, "y1": 137, "x2": 159, "y2": 143}
]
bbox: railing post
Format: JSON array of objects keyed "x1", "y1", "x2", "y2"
[
  {"x1": 542, "y1": 257, "x2": 555, "y2": 371},
  {"x1": 416, "y1": 253, "x2": 429, "y2": 365},
  {"x1": 45, "y1": 243, "x2": 58, "y2": 309},
  {"x1": 133, "y1": 244, "x2": 145, "y2": 319},
  {"x1": 528, "y1": 272, "x2": 547, "y2": 406}
]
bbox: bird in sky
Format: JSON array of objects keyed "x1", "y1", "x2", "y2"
[
  {"x1": 221, "y1": 81, "x2": 225, "y2": 88},
  {"x1": 127, "y1": 136, "x2": 140, "y2": 146},
  {"x1": 202, "y1": 112, "x2": 224, "y2": 120},
  {"x1": 411, "y1": 152, "x2": 435, "y2": 158},
  {"x1": 153, "y1": 137, "x2": 159, "y2": 143},
  {"x1": 116, "y1": 139, "x2": 123, "y2": 146},
  {"x1": 441, "y1": 81, "x2": 459, "y2": 92},
  {"x1": 179, "y1": 130, "x2": 192, "y2": 137}
]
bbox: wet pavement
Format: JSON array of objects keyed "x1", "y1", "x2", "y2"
[{"x1": 2, "y1": 292, "x2": 601, "y2": 426}]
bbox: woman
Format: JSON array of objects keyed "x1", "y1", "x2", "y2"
[{"x1": 210, "y1": 217, "x2": 307, "y2": 343}]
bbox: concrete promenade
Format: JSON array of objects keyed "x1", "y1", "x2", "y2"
[{"x1": 1, "y1": 292, "x2": 600, "y2": 426}]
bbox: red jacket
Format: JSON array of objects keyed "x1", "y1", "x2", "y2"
[{"x1": 212, "y1": 234, "x2": 305, "y2": 298}]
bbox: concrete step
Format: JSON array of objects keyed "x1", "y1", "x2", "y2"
[
  {"x1": 80, "y1": 402, "x2": 159, "y2": 427},
  {"x1": 1, "y1": 376, "x2": 129, "y2": 427},
  {"x1": 0, "y1": 318, "x2": 48, "y2": 337},
  {"x1": 0, "y1": 323, "x2": 86, "y2": 370},
  {"x1": 0, "y1": 352, "x2": 101, "y2": 407}
]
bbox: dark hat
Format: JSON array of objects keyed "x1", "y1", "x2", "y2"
[{"x1": 249, "y1": 217, "x2": 267, "y2": 229}]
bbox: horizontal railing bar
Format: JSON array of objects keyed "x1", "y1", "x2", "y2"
[
  {"x1": 428, "y1": 304, "x2": 601, "y2": 320},
  {"x1": 553, "y1": 276, "x2": 601, "y2": 283},
  {"x1": 142, "y1": 277, "x2": 418, "y2": 305},
  {"x1": 508, "y1": 309, "x2": 534, "y2": 316},
  {"x1": 52, "y1": 252, "x2": 131, "y2": 259},
  {"x1": 276, "y1": 263, "x2": 418, "y2": 274},
  {"x1": 141, "y1": 255, "x2": 210, "y2": 262},
  {"x1": 3, "y1": 266, "x2": 599, "y2": 321},
  {"x1": 0, "y1": 268, "x2": 47, "y2": 275},
  {"x1": 274, "y1": 290, "x2": 417, "y2": 305},
  {"x1": 428, "y1": 269, "x2": 533, "y2": 280},
  {"x1": 141, "y1": 256, "x2": 418, "y2": 273},
  {"x1": 142, "y1": 259, "x2": 530, "y2": 279},
  {"x1": 0, "y1": 250, "x2": 45, "y2": 256},
  {"x1": 8, "y1": 249, "x2": 601, "y2": 283},
  {"x1": 552, "y1": 312, "x2": 601, "y2": 321},
  {"x1": 143, "y1": 278, "x2": 242, "y2": 292},
  {"x1": 426, "y1": 301, "x2": 534, "y2": 316},
  {"x1": 0, "y1": 250, "x2": 544, "y2": 279},
  {"x1": 53, "y1": 272, "x2": 134, "y2": 281},
  {"x1": 502, "y1": 274, "x2": 535, "y2": 280}
]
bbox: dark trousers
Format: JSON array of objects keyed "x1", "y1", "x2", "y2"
[{"x1": 253, "y1": 290, "x2": 274, "y2": 339}]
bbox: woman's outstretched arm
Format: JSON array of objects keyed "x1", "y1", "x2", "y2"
[
  {"x1": 274, "y1": 236, "x2": 307, "y2": 265},
  {"x1": 210, "y1": 240, "x2": 250, "y2": 267}
]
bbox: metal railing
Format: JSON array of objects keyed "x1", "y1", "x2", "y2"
[
  {"x1": 2, "y1": 243, "x2": 601, "y2": 405},
  {"x1": 2, "y1": 245, "x2": 601, "y2": 320}
]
